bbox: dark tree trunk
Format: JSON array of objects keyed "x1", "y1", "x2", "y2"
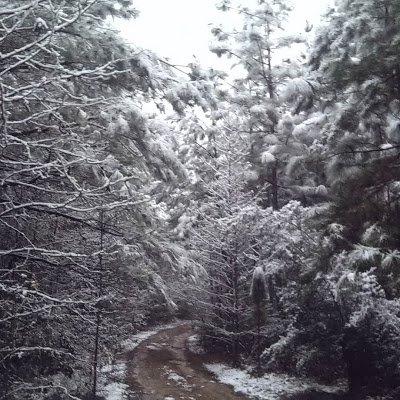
[
  {"x1": 271, "y1": 162, "x2": 279, "y2": 210},
  {"x1": 92, "y1": 210, "x2": 104, "y2": 400}
]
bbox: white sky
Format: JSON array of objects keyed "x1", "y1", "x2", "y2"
[{"x1": 118, "y1": 0, "x2": 333, "y2": 69}]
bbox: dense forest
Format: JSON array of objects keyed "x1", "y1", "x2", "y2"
[{"x1": 1, "y1": 0, "x2": 400, "y2": 399}]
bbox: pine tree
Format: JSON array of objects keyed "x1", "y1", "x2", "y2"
[
  {"x1": 180, "y1": 120, "x2": 263, "y2": 364},
  {"x1": 0, "y1": 1, "x2": 192, "y2": 397},
  {"x1": 289, "y1": 1, "x2": 400, "y2": 395},
  {"x1": 210, "y1": 0, "x2": 306, "y2": 209}
]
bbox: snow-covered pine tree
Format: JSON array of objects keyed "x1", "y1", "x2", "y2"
[
  {"x1": 307, "y1": 0, "x2": 400, "y2": 249},
  {"x1": 0, "y1": 1, "x2": 193, "y2": 397},
  {"x1": 210, "y1": 0, "x2": 307, "y2": 209},
  {"x1": 179, "y1": 117, "x2": 263, "y2": 364},
  {"x1": 288, "y1": 1, "x2": 400, "y2": 396}
]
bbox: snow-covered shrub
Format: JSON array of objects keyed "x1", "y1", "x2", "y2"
[
  {"x1": 264, "y1": 278, "x2": 346, "y2": 383},
  {"x1": 262, "y1": 324, "x2": 300, "y2": 372},
  {"x1": 323, "y1": 250, "x2": 400, "y2": 398}
]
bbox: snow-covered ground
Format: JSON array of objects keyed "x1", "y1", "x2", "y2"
[
  {"x1": 162, "y1": 366, "x2": 192, "y2": 391},
  {"x1": 205, "y1": 363, "x2": 347, "y2": 400},
  {"x1": 101, "y1": 381, "x2": 129, "y2": 400},
  {"x1": 183, "y1": 331, "x2": 346, "y2": 400},
  {"x1": 187, "y1": 333, "x2": 205, "y2": 355},
  {"x1": 99, "y1": 361, "x2": 128, "y2": 400},
  {"x1": 121, "y1": 320, "x2": 184, "y2": 352}
]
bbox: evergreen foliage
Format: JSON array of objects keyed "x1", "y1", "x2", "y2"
[
  {"x1": 0, "y1": 1, "x2": 192, "y2": 397},
  {"x1": 178, "y1": 1, "x2": 400, "y2": 398},
  {"x1": 2, "y1": 1, "x2": 400, "y2": 399}
]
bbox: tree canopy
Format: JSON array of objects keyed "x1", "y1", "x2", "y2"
[{"x1": 1, "y1": 1, "x2": 400, "y2": 399}]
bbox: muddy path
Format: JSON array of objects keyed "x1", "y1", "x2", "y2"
[{"x1": 125, "y1": 322, "x2": 248, "y2": 400}]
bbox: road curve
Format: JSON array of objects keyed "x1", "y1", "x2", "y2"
[{"x1": 125, "y1": 322, "x2": 248, "y2": 400}]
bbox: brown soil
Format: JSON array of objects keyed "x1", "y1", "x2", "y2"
[{"x1": 125, "y1": 322, "x2": 248, "y2": 400}]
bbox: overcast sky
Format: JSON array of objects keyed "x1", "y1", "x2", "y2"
[{"x1": 118, "y1": 0, "x2": 333, "y2": 68}]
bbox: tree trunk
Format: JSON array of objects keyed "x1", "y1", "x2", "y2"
[
  {"x1": 271, "y1": 162, "x2": 279, "y2": 210},
  {"x1": 256, "y1": 306, "x2": 261, "y2": 375},
  {"x1": 92, "y1": 210, "x2": 104, "y2": 400},
  {"x1": 232, "y1": 258, "x2": 240, "y2": 366}
]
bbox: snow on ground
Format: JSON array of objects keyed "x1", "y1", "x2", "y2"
[
  {"x1": 101, "y1": 381, "x2": 129, "y2": 400},
  {"x1": 165, "y1": 370, "x2": 187, "y2": 385},
  {"x1": 205, "y1": 363, "x2": 347, "y2": 400},
  {"x1": 187, "y1": 334, "x2": 205, "y2": 354},
  {"x1": 121, "y1": 320, "x2": 184, "y2": 351},
  {"x1": 162, "y1": 366, "x2": 192, "y2": 391},
  {"x1": 146, "y1": 343, "x2": 162, "y2": 350},
  {"x1": 99, "y1": 361, "x2": 128, "y2": 400}
]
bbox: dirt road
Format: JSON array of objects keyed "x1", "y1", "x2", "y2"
[{"x1": 125, "y1": 323, "x2": 248, "y2": 400}]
